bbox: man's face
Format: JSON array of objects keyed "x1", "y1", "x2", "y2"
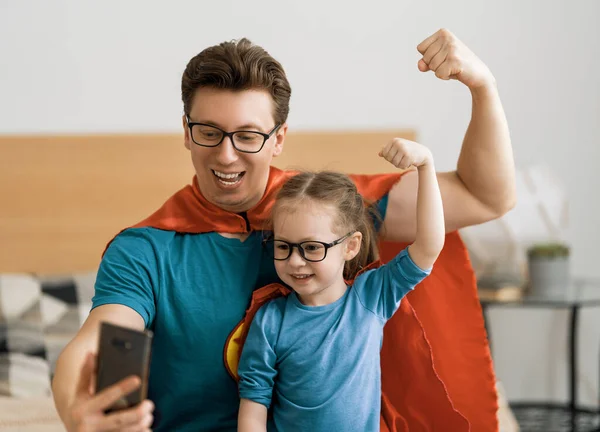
[{"x1": 183, "y1": 88, "x2": 287, "y2": 213}]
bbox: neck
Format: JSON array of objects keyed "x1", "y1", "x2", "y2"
[{"x1": 297, "y1": 279, "x2": 348, "y2": 307}]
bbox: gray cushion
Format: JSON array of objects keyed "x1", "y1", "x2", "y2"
[
  {"x1": 0, "y1": 274, "x2": 49, "y2": 397},
  {"x1": 0, "y1": 272, "x2": 96, "y2": 396}
]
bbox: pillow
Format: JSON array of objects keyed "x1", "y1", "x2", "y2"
[
  {"x1": 39, "y1": 272, "x2": 96, "y2": 378},
  {"x1": 0, "y1": 274, "x2": 50, "y2": 397},
  {"x1": 0, "y1": 271, "x2": 96, "y2": 397}
]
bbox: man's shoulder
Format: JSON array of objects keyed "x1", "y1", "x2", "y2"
[
  {"x1": 101, "y1": 227, "x2": 175, "y2": 265},
  {"x1": 112, "y1": 226, "x2": 178, "y2": 246},
  {"x1": 107, "y1": 227, "x2": 203, "y2": 256},
  {"x1": 115, "y1": 226, "x2": 222, "y2": 242}
]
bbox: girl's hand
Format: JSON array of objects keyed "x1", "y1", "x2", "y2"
[{"x1": 379, "y1": 138, "x2": 433, "y2": 170}]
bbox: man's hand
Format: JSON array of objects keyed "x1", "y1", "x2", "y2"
[
  {"x1": 64, "y1": 352, "x2": 154, "y2": 432},
  {"x1": 417, "y1": 28, "x2": 495, "y2": 90},
  {"x1": 379, "y1": 138, "x2": 432, "y2": 170}
]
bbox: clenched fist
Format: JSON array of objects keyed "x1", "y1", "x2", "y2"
[
  {"x1": 379, "y1": 138, "x2": 433, "y2": 170},
  {"x1": 417, "y1": 28, "x2": 495, "y2": 90}
]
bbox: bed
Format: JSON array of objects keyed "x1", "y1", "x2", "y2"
[{"x1": 0, "y1": 129, "x2": 416, "y2": 429}]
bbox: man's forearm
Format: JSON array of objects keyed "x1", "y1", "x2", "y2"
[
  {"x1": 456, "y1": 82, "x2": 516, "y2": 215},
  {"x1": 52, "y1": 341, "x2": 89, "y2": 423}
]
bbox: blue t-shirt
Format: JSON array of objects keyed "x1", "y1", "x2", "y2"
[
  {"x1": 93, "y1": 228, "x2": 280, "y2": 431},
  {"x1": 237, "y1": 248, "x2": 430, "y2": 432}
]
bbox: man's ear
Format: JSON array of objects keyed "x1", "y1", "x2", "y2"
[
  {"x1": 183, "y1": 115, "x2": 191, "y2": 150},
  {"x1": 344, "y1": 232, "x2": 363, "y2": 261},
  {"x1": 272, "y1": 123, "x2": 288, "y2": 157}
]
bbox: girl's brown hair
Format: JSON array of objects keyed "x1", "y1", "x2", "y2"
[{"x1": 272, "y1": 171, "x2": 381, "y2": 281}]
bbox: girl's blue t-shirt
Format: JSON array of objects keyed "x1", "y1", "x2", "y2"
[{"x1": 237, "y1": 248, "x2": 430, "y2": 432}]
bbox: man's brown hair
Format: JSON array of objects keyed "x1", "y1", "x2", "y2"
[{"x1": 182, "y1": 38, "x2": 291, "y2": 125}]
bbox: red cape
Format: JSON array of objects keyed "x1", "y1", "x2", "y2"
[{"x1": 111, "y1": 166, "x2": 498, "y2": 431}]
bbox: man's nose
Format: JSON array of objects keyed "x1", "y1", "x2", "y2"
[{"x1": 214, "y1": 136, "x2": 239, "y2": 165}]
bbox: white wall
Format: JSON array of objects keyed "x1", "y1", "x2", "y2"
[{"x1": 2, "y1": 0, "x2": 599, "y2": 407}]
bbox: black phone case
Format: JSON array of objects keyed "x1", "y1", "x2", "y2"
[{"x1": 96, "y1": 322, "x2": 153, "y2": 412}]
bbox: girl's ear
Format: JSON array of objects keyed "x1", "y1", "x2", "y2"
[{"x1": 343, "y1": 232, "x2": 362, "y2": 261}]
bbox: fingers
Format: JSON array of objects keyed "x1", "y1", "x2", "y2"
[
  {"x1": 71, "y1": 362, "x2": 152, "y2": 432},
  {"x1": 76, "y1": 352, "x2": 96, "y2": 396},
  {"x1": 87, "y1": 375, "x2": 142, "y2": 413},
  {"x1": 380, "y1": 142, "x2": 399, "y2": 164},
  {"x1": 428, "y1": 47, "x2": 449, "y2": 73},
  {"x1": 399, "y1": 159, "x2": 413, "y2": 170},
  {"x1": 72, "y1": 397, "x2": 153, "y2": 432},
  {"x1": 417, "y1": 28, "x2": 461, "y2": 78},
  {"x1": 380, "y1": 138, "x2": 431, "y2": 169},
  {"x1": 391, "y1": 151, "x2": 413, "y2": 170},
  {"x1": 100, "y1": 400, "x2": 154, "y2": 432},
  {"x1": 421, "y1": 38, "x2": 444, "y2": 67},
  {"x1": 381, "y1": 139, "x2": 414, "y2": 169},
  {"x1": 391, "y1": 152, "x2": 406, "y2": 169},
  {"x1": 435, "y1": 62, "x2": 456, "y2": 80},
  {"x1": 417, "y1": 32, "x2": 439, "y2": 55},
  {"x1": 379, "y1": 141, "x2": 393, "y2": 160}
]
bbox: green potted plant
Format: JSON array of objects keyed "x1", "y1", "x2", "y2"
[{"x1": 527, "y1": 242, "x2": 570, "y2": 298}]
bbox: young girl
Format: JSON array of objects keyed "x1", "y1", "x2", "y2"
[{"x1": 237, "y1": 138, "x2": 445, "y2": 432}]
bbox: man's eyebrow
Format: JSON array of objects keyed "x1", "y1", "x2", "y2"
[
  {"x1": 188, "y1": 119, "x2": 222, "y2": 128},
  {"x1": 236, "y1": 123, "x2": 266, "y2": 132},
  {"x1": 189, "y1": 119, "x2": 266, "y2": 132}
]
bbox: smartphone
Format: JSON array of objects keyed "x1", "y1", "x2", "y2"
[{"x1": 96, "y1": 321, "x2": 153, "y2": 412}]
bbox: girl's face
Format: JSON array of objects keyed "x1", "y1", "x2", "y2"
[{"x1": 272, "y1": 201, "x2": 361, "y2": 306}]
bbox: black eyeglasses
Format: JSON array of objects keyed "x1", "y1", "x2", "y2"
[
  {"x1": 186, "y1": 116, "x2": 280, "y2": 154},
  {"x1": 263, "y1": 232, "x2": 354, "y2": 262}
]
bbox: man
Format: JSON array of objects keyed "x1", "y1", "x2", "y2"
[{"x1": 52, "y1": 28, "x2": 515, "y2": 431}]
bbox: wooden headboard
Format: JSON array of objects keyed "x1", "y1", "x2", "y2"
[{"x1": 0, "y1": 129, "x2": 415, "y2": 274}]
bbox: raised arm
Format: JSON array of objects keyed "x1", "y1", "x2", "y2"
[
  {"x1": 382, "y1": 28, "x2": 515, "y2": 242},
  {"x1": 379, "y1": 140, "x2": 444, "y2": 269}
]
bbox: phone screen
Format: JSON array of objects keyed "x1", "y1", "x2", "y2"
[{"x1": 96, "y1": 322, "x2": 153, "y2": 412}]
